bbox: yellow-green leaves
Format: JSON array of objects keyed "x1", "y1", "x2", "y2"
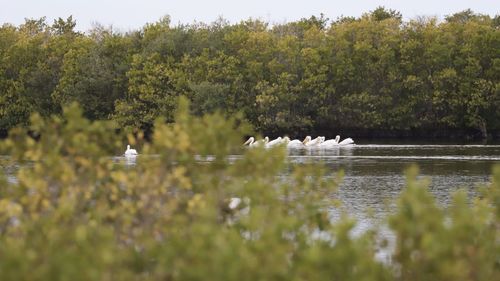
[
  {"x1": 389, "y1": 165, "x2": 499, "y2": 281},
  {"x1": 0, "y1": 102, "x2": 498, "y2": 280}
]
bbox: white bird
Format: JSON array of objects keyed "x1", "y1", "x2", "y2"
[
  {"x1": 243, "y1": 137, "x2": 255, "y2": 146},
  {"x1": 305, "y1": 136, "x2": 324, "y2": 147},
  {"x1": 255, "y1": 136, "x2": 269, "y2": 147},
  {"x1": 124, "y1": 144, "x2": 138, "y2": 156},
  {"x1": 243, "y1": 136, "x2": 269, "y2": 147},
  {"x1": 282, "y1": 136, "x2": 305, "y2": 148},
  {"x1": 319, "y1": 135, "x2": 340, "y2": 148},
  {"x1": 318, "y1": 135, "x2": 355, "y2": 148},
  {"x1": 265, "y1": 136, "x2": 282, "y2": 148},
  {"x1": 338, "y1": 136, "x2": 355, "y2": 146}
]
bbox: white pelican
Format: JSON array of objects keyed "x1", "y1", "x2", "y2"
[
  {"x1": 244, "y1": 137, "x2": 269, "y2": 147},
  {"x1": 282, "y1": 136, "x2": 305, "y2": 148},
  {"x1": 124, "y1": 145, "x2": 138, "y2": 156},
  {"x1": 265, "y1": 136, "x2": 282, "y2": 148},
  {"x1": 255, "y1": 136, "x2": 269, "y2": 147},
  {"x1": 243, "y1": 137, "x2": 255, "y2": 146},
  {"x1": 318, "y1": 135, "x2": 355, "y2": 148},
  {"x1": 338, "y1": 136, "x2": 355, "y2": 145},
  {"x1": 319, "y1": 135, "x2": 340, "y2": 148},
  {"x1": 303, "y1": 136, "x2": 312, "y2": 145},
  {"x1": 305, "y1": 136, "x2": 324, "y2": 147}
]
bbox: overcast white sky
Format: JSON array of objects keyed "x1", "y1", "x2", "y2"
[{"x1": 1, "y1": 0, "x2": 499, "y2": 32}]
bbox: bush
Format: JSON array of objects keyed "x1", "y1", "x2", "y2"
[{"x1": 0, "y1": 99, "x2": 498, "y2": 280}]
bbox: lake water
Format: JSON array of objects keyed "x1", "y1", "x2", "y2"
[
  {"x1": 285, "y1": 144, "x2": 500, "y2": 261},
  {"x1": 118, "y1": 143, "x2": 500, "y2": 221},
  {"x1": 2, "y1": 144, "x2": 499, "y2": 261},
  {"x1": 6, "y1": 144, "x2": 499, "y2": 216},
  {"x1": 288, "y1": 144, "x2": 500, "y2": 216}
]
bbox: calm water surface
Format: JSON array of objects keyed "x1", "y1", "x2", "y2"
[
  {"x1": 289, "y1": 144, "x2": 500, "y2": 217},
  {"x1": 5, "y1": 144, "x2": 499, "y2": 216},
  {"x1": 285, "y1": 144, "x2": 500, "y2": 261},
  {"x1": 116, "y1": 144, "x2": 500, "y2": 219},
  {"x1": 3, "y1": 144, "x2": 499, "y2": 261}
]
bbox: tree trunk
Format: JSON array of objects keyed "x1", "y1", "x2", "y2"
[{"x1": 479, "y1": 119, "x2": 487, "y2": 140}]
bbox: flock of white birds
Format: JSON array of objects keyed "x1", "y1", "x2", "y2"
[
  {"x1": 244, "y1": 135, "x2": 355, "y2": 149},
  {"x1": 124, "y1": 135, "x2": 355, "y2": 156}
]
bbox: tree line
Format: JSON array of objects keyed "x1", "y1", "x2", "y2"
[{"x1": 1, "y1": 8, "x2": 499, "y2": 139}]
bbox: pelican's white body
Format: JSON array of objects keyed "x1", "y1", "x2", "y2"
[
  {"x1": 319, "y1": 135, "x2": 340, "y2": 148},
  {"x1": 124, "y1": 145, "x2": 138, "y2": 156},
  {"x1": 339, "y1": 137, "x2": 355, "y2": 145},
  {"x1": 305, "y1": 136, "x2": 324, "y2": 147},
  {"x1": 282, "y1": 136, "x2": 305, "y2": 148},
  {"x1": 318, "y1": 135, "x2": 355, "y2": 148},
  {"x1": 265, "y1": 137, "x2": 282, "y2": 148},
  {"x1": 244, "y1": 137, "x2": 269, "y2": 147}
]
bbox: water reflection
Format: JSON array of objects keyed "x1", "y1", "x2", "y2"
[
  {"x1": 113, "y1": 155, "x2": 138, "y2": 166},
  {"x1": 288, "y1": 146, "x2": 354, "y2": 157}
]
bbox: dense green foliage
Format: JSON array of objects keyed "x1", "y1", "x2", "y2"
[
  {"x1": 0, "y1": 101, "x2": 498, "y2": 280},
  {"x1": 0, "y1": 8, "x2": 499, "y2": 138}
]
